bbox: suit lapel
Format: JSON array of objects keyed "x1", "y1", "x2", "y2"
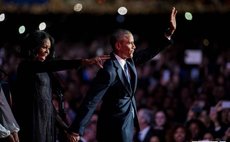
[{"x1": 111, "y1": 54, "x2": 132, "y2": 94}]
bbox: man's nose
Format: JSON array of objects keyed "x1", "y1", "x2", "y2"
[
  {"x1": 132, "y1": 44, "x2": 136, "y2": 49},
  {"x1": 45, "y1": 49, "x2": 49, "y2": 54}
]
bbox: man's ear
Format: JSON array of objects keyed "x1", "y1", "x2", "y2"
[{"x1": 115, "y1": 42, "x2": 121, "y2": 51}]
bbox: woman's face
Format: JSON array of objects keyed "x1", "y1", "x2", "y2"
[
  {"x1": 155, "y1": 111, "x2": 166, "y2": 127},
  {"x1": 35, "y1": 38, "x2": 51, "y2": 62}
]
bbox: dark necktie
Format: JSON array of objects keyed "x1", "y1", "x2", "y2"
[
  {"x1": 124, "y1": 63, "x2": 130, "y2": 83},
  {"x1": 124, "y1": 62, "x2": 135, "y2": 118}
]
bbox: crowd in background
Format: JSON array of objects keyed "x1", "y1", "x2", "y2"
[{"x1": 0, "y1": 31, "x2": 230, "y2": 142}]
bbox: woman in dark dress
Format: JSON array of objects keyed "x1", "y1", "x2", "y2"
[{"x1": 12, "y1": 30, "x2": 108, "y2": 142}]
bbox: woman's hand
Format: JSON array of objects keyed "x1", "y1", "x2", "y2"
[{"x1": 82, "y1": 55, "x2": 110, "y2": 68}]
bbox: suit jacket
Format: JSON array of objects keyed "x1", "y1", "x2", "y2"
[{"x1": 70, "y1": 36, "x2": 172, "y2": 142}]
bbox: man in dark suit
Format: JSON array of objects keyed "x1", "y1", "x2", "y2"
[
  {"x1": 134, "y1": 107, "x2": 155, "y2": 142},
  {"x1": 69, "y1": 7, "x2": 177, "y2": 142}
]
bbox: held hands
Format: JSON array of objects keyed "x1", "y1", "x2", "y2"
[
  {"x1": 66, "y1": 132, "x2": 81, "y2": 142},
  {"x1": 12, "y1": 132, "x2": 19, "y2": 142},
  {"x1": 82, "y1": 55, "x2": 110, "y2": 68},
  {"x1": 6, "y1": 132, "x2": 19, "y2": 142},
  {"x1": 165, "y1": 7, "x2": 177, "y2": 39},
  {"x1": 6, "y1": 134, "x2": 15, "y2": 142}
]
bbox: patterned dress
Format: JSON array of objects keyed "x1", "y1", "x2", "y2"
[{"x1": 13, "y1": 60, "x2": 81, "y2": 142}]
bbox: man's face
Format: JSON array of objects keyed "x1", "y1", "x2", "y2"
[{"x1": 116, "y1": 33, "x2": 136, "y2": 59}]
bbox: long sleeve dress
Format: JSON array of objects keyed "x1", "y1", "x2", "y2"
[{"x1": 12, "y1": 59, "x2": 82, "y2": 142}]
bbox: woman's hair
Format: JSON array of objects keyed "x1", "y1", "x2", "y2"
[
  {"x1": 166, "y1": 123, "x2": 191, "y2": 142},
  {"x1": 20, "y1": 30, "x2": 55, "y2": 60}
]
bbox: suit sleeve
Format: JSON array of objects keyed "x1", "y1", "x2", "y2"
[
  {"x1": 69, "y1": 67, "x2": 113, "y2": 135},
  {"x1": 133, "y1": 35, "x2": 173, "y2": 65}
]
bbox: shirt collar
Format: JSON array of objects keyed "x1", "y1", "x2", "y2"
[{"x1": 114, "y1": 53, "x2": 126, "y2": 70}]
